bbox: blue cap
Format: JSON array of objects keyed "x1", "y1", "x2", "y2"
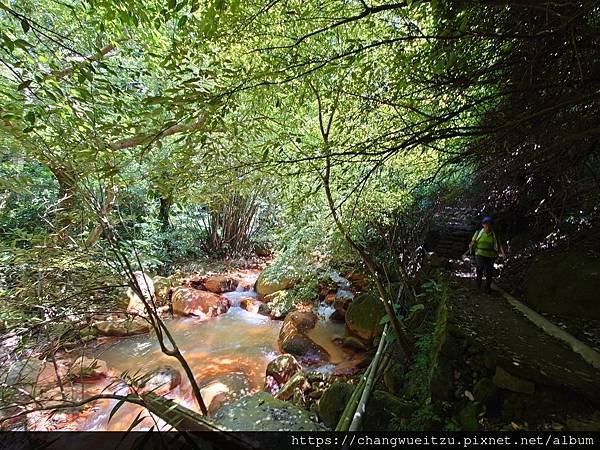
[{"x1": 482, "y1": 216, "x2": 493, "y2": 224}]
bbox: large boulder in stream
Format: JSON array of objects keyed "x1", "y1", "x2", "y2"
[
  {"x1": 94, "y1": 317, "x2": 150, "y2": 337},
  {"x1": 135, "y1": 365, "x2": 182, "y2": 396},
  {"x1": 255, "y1": 269, "x2": 295, "y2": 298},
  {"x1": 213, "y1": 391, "x2": 323, "y2": 431},
  {"x1": 171, "y1": 287, "x2": 230, "y2": 318},
  {"x1": 345, "y1": 292, "x2": 386, "y2": 343},
  {"x1": 67, "y1": 356, "x2": 109, "y2": 382},
  {"x1": 278, "y1": 311, "x2": 329, "y2": 364},
  {"x1": 203, "y1": 275, "x2": 238, "y2": 294}
]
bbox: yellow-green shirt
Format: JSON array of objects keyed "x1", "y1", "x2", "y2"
[{"x1": 473, "y1": 229, "x2": 498, "y2": 257}]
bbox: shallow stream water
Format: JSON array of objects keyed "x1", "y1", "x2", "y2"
[{"x1": 72, "y1": 285, "x2": 346, "y2": 431}]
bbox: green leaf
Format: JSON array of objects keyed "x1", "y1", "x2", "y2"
[
  {"x1": 108, "y1": 397, "x2": 127, "y2": 423},
  {"x1": 20, "y1": 20, "x2": 30, "y2": 33},
  {"x1": 17, "y1": 80, "x2": 32, "y2": 91},
  {"x1": 25, "y1": 111, "x2": 35, "y2": 124}
]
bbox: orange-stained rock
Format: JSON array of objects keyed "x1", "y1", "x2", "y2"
[
  {"x1": 67, "y1": 356, "x2": 109, "y2": 383},
  {"x1": 324, "y1": 293, "x2": 336, "y2": 305},
  {"x1": 171, "y1": 287, "x2": 230, "y2": 318},
  {"x1": 278, "y1": 311, "x2": 329, "y2": 365},
  {"x1": 203, "y1": 275, "x2": 238, "y2": 294},
  {"x1": 240, "y1": 297, "x2": 260, "y2": 313}
]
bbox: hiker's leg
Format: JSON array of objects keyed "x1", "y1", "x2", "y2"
[
  {"x1": 475, "y1": 256, "x2": 484, "y2": 289},
  {"x1": 483, "y1": 257, "x2": 494, "y2": 292}
]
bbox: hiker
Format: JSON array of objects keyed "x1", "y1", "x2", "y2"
[{"x1": 468, "y1": 216, "x2": 506, "y2": 293}]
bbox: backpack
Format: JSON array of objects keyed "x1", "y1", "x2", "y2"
[{"x1": 472, "y1": 229, "x2": 499, "y2": 256}]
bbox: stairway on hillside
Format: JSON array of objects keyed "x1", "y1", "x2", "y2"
[{"x1": 425, "y1": 207, "x2": 480, "y2": 259}]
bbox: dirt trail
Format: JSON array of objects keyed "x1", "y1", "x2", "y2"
[{"x1": 448, "y1": 282, "x2": 600, "y2": 402}]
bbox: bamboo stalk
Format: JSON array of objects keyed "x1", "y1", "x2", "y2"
[
  {"x1": 348, "y1": 325, "x2": 389, "y2": 431},
  {"x1": 335, "y1": 326, "x2": 390, "y2": 431}
]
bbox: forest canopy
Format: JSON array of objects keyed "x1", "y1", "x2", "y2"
[{"x1": 0, "y1": 0, "x2": 598, "y2": 361}]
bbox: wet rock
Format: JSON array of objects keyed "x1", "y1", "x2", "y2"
[
  {"x1": 275, "y1": 372, "x2": 310, "y2": 401},
  {"x1": 318, "y1": 382, "x2": 355, "y2": 428},
  {"x1": 342, "y1": 336, "x2": 368, "y2": 351},
  {"x1": 208, "y1": 392, "x2": 233, "y2": 416},
  {"x1": 363, "y1": 391, "x2": 418, "y2": 430},
  {"x1": 240, "y1": 297, "x2": 260, "y2": 313},
  {"x1": 171, "y1": 287, "x2": 230, "y2": 318},
  {"x1": 332, "y1": 356, "x2": 367, "y2": 377},
  {"x1": 67, "y1": 356, "x2": 109, "y2": 382},
  {"x1": 329, "y1": 310, "x2": 346, "y2": 323},
  {"x1": 126, "y1": 271, "x2": 155, "y2": 315},
  {"x1": 324, "y1": 293, "x2": 336, "y2": 305},
  {"x1": 345, "y1": 293, "x2": 386, "y2": 342},
  {"x1": 203, "y1": 275, "x2": 238, "y2": 294},
  {"x1": 5, "y1": 358, "x2": 44, "y2": 385},
  {"x1": 94, "y1": 317, "x2": 150, "y2": 337},
  {"x1": 345, "y1": 271, "x2": 367, "y2": 290},
  {"x1": 153, "y1": 276, "x2": 174, "y2": 306},
  {"x1": 265, "y1": 354, "x2": 302, "y2": 394},
  {"x1": 135, "y1": 365, "x2": 181, "y2": 396},
  {"x1": 279, "y1": 311, "x2": 330, "y2": 364},
  {"x1": 213, "y1": 391, "x2": 323, "y2": 431},
  {"x1": 492, "y1": 366, "x2": 535, "y2": 394},
  {"x1": 309, "y1": 390, "x2": 323, "y2": 399},
  {"x1": 333, "y1": 297, "x2": 351, "y2": 318},
  {"x1": 255, "y1": 269, "x2": 295, "y2": 298}
]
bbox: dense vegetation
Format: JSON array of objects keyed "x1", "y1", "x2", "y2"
[{"x1": 1, "y1": 0, "x2": 598, "y2": 433}]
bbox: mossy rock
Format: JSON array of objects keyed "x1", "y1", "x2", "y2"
[
  {"x1": 153, "y1": 276, "x2": 174, "y2": 305},
  {"x1": 363, "y1": 390, "x2": 418, "y2": 430},
  {"x1": 457, "y1": 401, "x2": 481, "y2": 431},
  {"x1": 524, "y1": 250, "x2": 600, "y2": 319},
  {"x1": 345, "y1": 293, "x2": 386, "y2": 342},
  {"x1": 264, "y1": 290, "x2": 296, "y2": 318},
  {"x1": 318, "y1": 382, "x2": 355, "y2": 429},
  {"x1": 255, "y1": 268, "x2": 295, "y2": 298},
  {"x1": 213, "y1": 391, "x2": 323, "y2": 431},
  {"x1": 473, "y1": 377, "x2": 498, "y2": 404}
]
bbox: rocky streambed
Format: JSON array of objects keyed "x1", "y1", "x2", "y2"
[{"x1": 7, "y1": 265, "x2": 381, "y2": 431}]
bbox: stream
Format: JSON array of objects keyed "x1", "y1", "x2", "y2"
[{"x1": 42, "y1": 278, "x2": 348, "y2": 431}]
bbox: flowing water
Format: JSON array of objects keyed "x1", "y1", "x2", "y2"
[{"x1": 60, "y1": 283, "x2": 347, "y2": 431}]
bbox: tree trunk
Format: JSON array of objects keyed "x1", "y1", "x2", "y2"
[{"x1": 159, "y1": 196, "x2": 172, "y2": 232}]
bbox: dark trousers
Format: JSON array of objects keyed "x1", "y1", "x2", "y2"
[{"x1": 476, "y1": 256, "x2": 495, "y2": 291}]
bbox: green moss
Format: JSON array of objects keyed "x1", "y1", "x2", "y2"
[
  {"x1": 318, "y1": 382, "x2": 355, "y2": 429},
  {"x1": 214, "y1": 392, "x2": 323, "y2": 431},
  {"x1": 345, "y1": 293, "x2": 386, "y2": 341}
]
